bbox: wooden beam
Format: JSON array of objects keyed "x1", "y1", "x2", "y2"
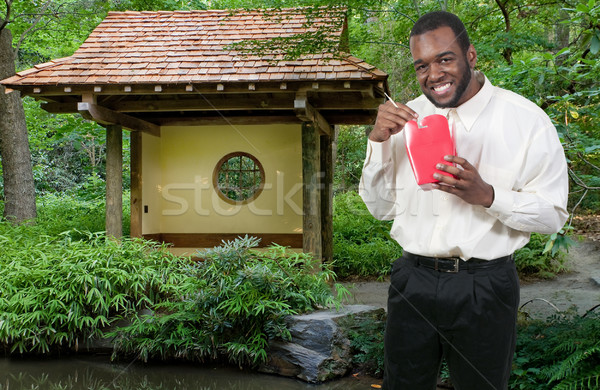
[
  {"x1": 144, "y1": 233, "x2": 303, "y2": 248},
  {"x1": 78, "y1": 102, "x2": 160, "y2": 137},
  {"x1": 130, "y1": 131, "x2": 142, "y2": 238},
  {"x1": 320, "y1": 131, "x2": 334, "y2": 264},
  {"x1": 156, "y1": 115, "x2": 301, "y2": 126},
  {"x1": 45, "y1": 95, "x2": 382, "y2": 114},
  {"x1": 43, "y1": 95, "x2": 383, "y2": 115},
  {"x1": 106, "y1": 124, "x2": 123, "y2": 240},
  {"x1": 41, "y1": 102, "x2": 78, "y2": 113},
  {"x1": 106, "y1": 96, "x2": 295, "y2": 112},
  {"x1": 294, "y1": 94, "x2": 332, "y2": 136},
  {"x1": 302, "y1": 122, "x2": 322, "y2": 260},
  {"x1": 15, "y1": 80, "x2": 383, "y2": 98},
  {"x1": 361, "y1": 84, "x2": 375, "y2": 99}
]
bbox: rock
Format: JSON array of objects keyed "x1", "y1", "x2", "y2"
[
  {"x1": 79, "y1": 308, "x2": 154, "y2": 353},
  {"x1": 259, "y1": 305, "x2": 385, "y2": 383},
  {"x1": 591, "y1": 274, "x2": 600, "y2": 287}
]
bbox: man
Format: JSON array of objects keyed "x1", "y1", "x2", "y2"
[{"x1": 359, "y1": 11, "x2": 568, "y2": 390}]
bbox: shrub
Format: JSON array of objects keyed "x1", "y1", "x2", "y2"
[
  {"x1": 111, "y1": 236, "x2": 348, "y2": 366},
  {"x1": 347, "y1": 314, "x2": 386, "y2": 376},
  {"x1": 0, "y1": 225, "x2": 186, "y2": 354},
  {"x1": 511, "y1": 312, "x2": 600, "y2": 389},
  {"x1": 35, "y1": 192, "x2": 131, "y2": 238},
  {"x1": 332, "y1": 191, "x2": 402, "y2": 278},
  {"x1": 514, "y1": 231, "x2": 571, "y2": 278}
]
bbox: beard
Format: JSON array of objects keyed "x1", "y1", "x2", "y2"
[{"x1": 423, "y1": 56, "x2": 472, "y2": 108}]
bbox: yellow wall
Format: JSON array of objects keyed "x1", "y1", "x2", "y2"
[
  {"x1": 141, "y1": 124, "x2": 303, "y2": 234},
  {"x1": 141, "y1": 132, "x2": 161, "y2": 234}
]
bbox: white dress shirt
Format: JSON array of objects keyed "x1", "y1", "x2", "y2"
[{"x1": 359, "y1": 75, "x2": 569, "y2": 260}]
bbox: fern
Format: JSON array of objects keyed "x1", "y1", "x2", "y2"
[
  {"x1": 544, "y1": 343, "x2": 600, "y2": 383},
  {"x1": 553, "y1": 371, "x2": 600, "y2": 390},
  {"x1": 511, "y1": 313, "x2": 600, "y2": 389}
]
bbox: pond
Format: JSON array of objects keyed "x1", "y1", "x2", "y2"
[{"x1": 0, "y1": 355, "x2": 378, "y2": 389}]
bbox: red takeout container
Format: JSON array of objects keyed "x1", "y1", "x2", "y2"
[{"x1": 404, "y1": 114, "x2": 456, "y2": 190}]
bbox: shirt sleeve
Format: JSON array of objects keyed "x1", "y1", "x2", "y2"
[
  {"x1": 358, "y1": 138, "x2": 397, "y2": 220},
  {"x1": 485, "y1": 120, "x2": 569, "y2": 234}
]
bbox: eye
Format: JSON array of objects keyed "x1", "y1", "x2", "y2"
[{"x1": 415, "y1": 64, "x2": 427, "y2": 73}]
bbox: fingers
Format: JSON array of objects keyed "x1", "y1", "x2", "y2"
[
  {"x1": 432, "y1": 156, "x2": 494, "y2": 207},
  {"x1": 370, "y1": 101, "x2": 419, "y2": 142}
]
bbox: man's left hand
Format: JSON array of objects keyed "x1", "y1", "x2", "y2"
[{"x1": 432, "y1": 155, "x2": 494, "y2": 207}]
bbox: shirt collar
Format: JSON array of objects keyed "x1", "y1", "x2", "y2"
[{"x1": 436, "y1": 72, "x2": 493, "y2": 132}]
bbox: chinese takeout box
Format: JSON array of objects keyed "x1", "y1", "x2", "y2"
[{"x1": 404, "y1": 114, "x2": 456, "y2": 190}]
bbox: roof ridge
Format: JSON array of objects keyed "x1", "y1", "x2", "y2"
[{"x1": 106, "y1": 6, "x2": 347, "y2": 16}]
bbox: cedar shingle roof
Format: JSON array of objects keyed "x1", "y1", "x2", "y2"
[
  {"x1": 2, "y1": 8, "x2": 386, "y2": 86},
  {"x1": 1, "y1": 7, "x2": 388, "y2": 127}
]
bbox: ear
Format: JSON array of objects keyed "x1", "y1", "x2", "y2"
[{"x1": 467, "y1": 44, "x2": 477, "y2": 69}]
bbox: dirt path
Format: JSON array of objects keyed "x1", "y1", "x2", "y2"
[
  {"x1": 342, "y1": 239, "x2": 600, "y2": 319},
  {"x1": 519, "y1": 238, "x2": 600, "y2": 318}
]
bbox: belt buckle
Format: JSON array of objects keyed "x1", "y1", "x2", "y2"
[{"x1": 435, "y1": 257, "x2": 460, "y2": 273}]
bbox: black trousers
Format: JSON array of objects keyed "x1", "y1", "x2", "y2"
[{"x1": 383, "y1": 253, "x2": 519, "y2": 390}]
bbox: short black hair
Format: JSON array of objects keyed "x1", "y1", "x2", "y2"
[{"x1": 410, "y1": 11, "x2": 470, "y2": 53}]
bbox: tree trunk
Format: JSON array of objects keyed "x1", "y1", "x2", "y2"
[
  {"x1": 494, "y1": 0, "x2": 513, "y2": 65},
  {"x1": 0, "y1": 27, "x2": 37, "y2": 223}
]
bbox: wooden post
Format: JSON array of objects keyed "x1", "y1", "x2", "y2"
[
  {"x1": 130, "y1": 131, "x2": 142, "y2": 238},
  {"x1": 320, "y1": 131, "x2": 334, "y2": 263},
  {"x1": 302, "y1": 122, "x2": 322, "y2": 259},
  {"x1": 105, "y1": 124, "x2": 123, "y2": 239}
]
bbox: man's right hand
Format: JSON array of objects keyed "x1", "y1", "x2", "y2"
[{"x1": 369, "y1": 101, "x2": 419, "y2": 142}]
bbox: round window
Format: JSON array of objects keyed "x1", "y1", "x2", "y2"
[{"x1": 213, "y1": 152, "x2": 265, "y2": 204}]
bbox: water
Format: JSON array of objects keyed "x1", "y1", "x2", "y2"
[{"x1": 0, "y1": 355, "x2": 377, "y2": 390}]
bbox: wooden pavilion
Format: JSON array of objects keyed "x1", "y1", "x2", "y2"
[{"x1": 1, "y1": 7, "x2": 388, "y2": 260}]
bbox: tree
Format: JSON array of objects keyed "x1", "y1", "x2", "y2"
[
  {"x1": 0, "y1": 2, "x2": 36, "y2": 223},
  {"x1": 0, "y1": 0, "x2": 110, "y2": 222}
]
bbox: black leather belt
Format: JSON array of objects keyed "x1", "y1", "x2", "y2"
[{"x1": 404, "y1": 252, "x2": 513, "y2": 273}]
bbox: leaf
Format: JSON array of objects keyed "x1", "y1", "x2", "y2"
[
  {"x1": 576, "y1": 3, "x2": 590, "y2": 12},
  {"x1": 590, "y1": 34, "x2": 600, "y2": 55},
  {"x1": 543, "y1": 238, "x2": 555, "y2": 254}
]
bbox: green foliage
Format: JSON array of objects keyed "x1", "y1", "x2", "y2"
[
  {"x1": 0, "y1": 224, "x2": 186, "y2": 354},
  {"x1": 332, "y1": 191, "x2": 402, "y2": 278},
  {"x1": 34, "y1": 191, "x2": 130, "y2": 238},
  {"x1": 347, "y1": 315, "x2": 385, "y2": 376},
  {"x1": 111, "y1": 236, "x2": 346, "y2": 366},
  {"x1": 514, "y1": 231, "x2": 571, "y2": 278},
  {"x1": 23, "y1": 96, "x2": 133, "y2": 195},
  {"x1": 511, "y1": 312, "x2": 600, "y2": 390},
  {"x1": 334, "y1": 126, "x2": 368, "y2": 193}
]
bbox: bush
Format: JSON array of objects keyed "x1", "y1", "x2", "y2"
[
  {"x1": 347, "y1": 314, "x2": 386, "y2": 376},
  {"x1": 514, "y1": 231, "x2": 570, "y2": 278},
  {"x1": 35, "y1": 191, "x2": 130, "y2": 238},
  {"x1": 511, "y1": 312, "x2": 600, "y2": 389},
  {"x1": 0, "y1": 224, "x2": 186, "y2": 354},
  {"x1": 111, "y1": 236, "x2": 348, "y2": 366},
  {"x1": 332, "y1": 191, "x2": 403, "y2": 278}
]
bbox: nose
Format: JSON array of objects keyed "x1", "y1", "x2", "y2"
[{"x1": 428, "y1": 62, "x2": 445, "y2": 81}]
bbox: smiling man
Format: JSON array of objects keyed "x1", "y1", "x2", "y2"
[{"x1": 359, "y1": 11, "x2": 568, "y2": 390}]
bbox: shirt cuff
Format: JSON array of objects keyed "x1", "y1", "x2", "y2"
[
  {"x1": 486, "y1": 186, "x2": 513, "y2": 219},
  {"x1": 367, "y1": 138, "x2": 392, "y2": 165}
]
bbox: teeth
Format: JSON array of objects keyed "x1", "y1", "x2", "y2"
[{"x1": 433, "y1": 83, "x2": 450, "y2": 92}]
